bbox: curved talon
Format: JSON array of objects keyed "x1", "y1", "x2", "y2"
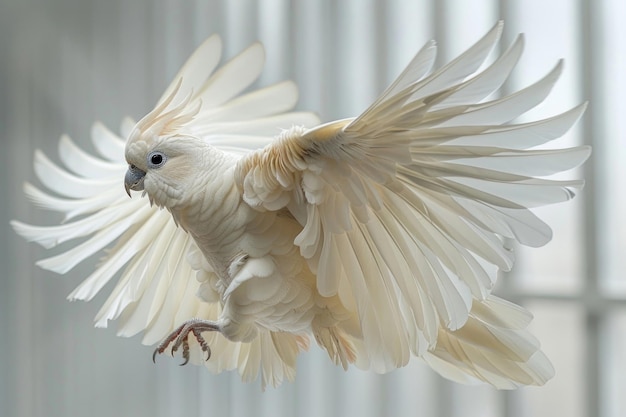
[
  {"x1": 192, "y1": 328, "x2": 212, "y2": 361},
  {"x1": 197, "y1": 345, "x2": 211, "y2": 362},
  {"x1": 152, "y1": 342, "x2": 171, "y2": 363},
  {"x1": 151, "y1": 319, "x2": 220, "y2": 365}
]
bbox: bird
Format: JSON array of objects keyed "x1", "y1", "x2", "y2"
[{"x1": 12, "y1": 21, "x2": 590, "y2": 390}]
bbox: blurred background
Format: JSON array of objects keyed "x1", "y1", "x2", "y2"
[{"x1": 0, "y1": 0, "x2": 624, "y2": 416}]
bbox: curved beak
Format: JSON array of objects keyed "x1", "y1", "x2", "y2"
[{"x1": 124, "y1": 165, "x2": 146, "y2": 197}]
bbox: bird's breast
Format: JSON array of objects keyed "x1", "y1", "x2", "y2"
[{"x1": 171, "y1": 170, "x2": 257, "y2": 281}]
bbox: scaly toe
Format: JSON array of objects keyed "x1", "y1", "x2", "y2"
[
  {"x1": 192, "y1": 328, "x2": 212, "y2": 361},
  {"x1": 151, "y1": 319, "x2": 220, "y2": 365},
  {"x1": 179, "y1": 337, "x2": 191, "y2": 366}
]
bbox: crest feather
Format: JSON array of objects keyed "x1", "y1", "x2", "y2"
[{"x1": 128, "y1": 79, "x2": 202, "y2": 147}]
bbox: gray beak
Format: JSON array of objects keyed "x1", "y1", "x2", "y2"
[{"x1": 124, "y1": 165, "x2": 146, "y2": 197}]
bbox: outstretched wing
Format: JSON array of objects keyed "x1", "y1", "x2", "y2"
[
  {"x1": 12, "y1": 35, "x2": 319, "y2": 388},
  {"x1": 235, "y1": 22, "x2": 590, "y2": 372}
]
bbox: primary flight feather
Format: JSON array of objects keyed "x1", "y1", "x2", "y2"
[{"x1": 12, "y1": 22, "x2": 590, "y2": 389}]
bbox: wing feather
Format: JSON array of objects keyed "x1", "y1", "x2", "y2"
[
  {"x1": 198, "y1": 81, "x2": 300, "y2": 122},
  {"x1": 196, "y1": 42, "x2": 265, "y2": 108},
  {"x1": 436, "y1": 60, "x2": 564, "y2": 127},
  {"x1": 91, "y1": 122, "x2": 126, "y2": 160},
  {"x1": 13, "y1": 27, "x2": 586, "y2": 388},
  {"x1": 13, "y1": 36, "x2": 320, "y2": 388},
  {"x1": 348, "y1": 21, "x2": 504, "y2": 134},
  {"x1": 33, "y1": 150, "x2": 114, "y2": 198},
  {"x1": 192, "y1": 112, "x2": 321, "y2": 137},
  {"x1": 58, "y1": 135, "x2": 123, "y2": 178},
  {"x1": 156, "y1": 34, "x2": 222, "y2": 109},
  {"x1": 432, "y1": 34, "x2": 524, "y2": 109},
  {"x1": 235, "y1": 24, "x2": 589, "y2": 378},
  {"x1": 20, "y1": 182, "x2": 114, "y2": 219}
]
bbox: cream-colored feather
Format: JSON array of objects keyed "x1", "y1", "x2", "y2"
[
  {"x1": 13, "y1": 22, "x2": 589, "y2": 389},
  {"x1": 12, "y1": 35, "x2": 320, "y2": 389},
  {"x1": 235, "y1": 21, "x2": 589, "y2": 384}
]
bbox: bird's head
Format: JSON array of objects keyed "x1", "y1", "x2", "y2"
[
  {"x1": 124, "y1": 80, "x2": 204, "y2": 208},
  {"x1": 124, "y1": 134, "x2": 208, "y2": 208}
]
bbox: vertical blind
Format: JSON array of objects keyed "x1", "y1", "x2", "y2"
[{"x1": 1, "y1": 1, "x2": 624, "y2": 416}]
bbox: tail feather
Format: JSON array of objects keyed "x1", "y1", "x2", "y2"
[
  {"x1": 174, "y1": 327, "x2": 310, "y2": 390},
  {"x1": 314, "y1": 325, "x2": 358, "y2": 370},
  {"x1": 423, "y1": 296, "x2": 554, "y2": 389}
]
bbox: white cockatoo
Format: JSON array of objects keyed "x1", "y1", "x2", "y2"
[{"x1": 12, "y1": 22, "x2": 590, "y2": 389}]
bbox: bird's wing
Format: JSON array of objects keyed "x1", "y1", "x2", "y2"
[
  {"x1": 12, "y1": 35, "x2": 319, "y2": 388},
  {"x1": 11, "y1": 121, "x2": 201, "y2": 342},
  {"x1": 235, "y1": 22, "x2": 590, "y2": 372}
]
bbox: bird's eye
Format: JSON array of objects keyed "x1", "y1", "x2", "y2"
[{"x1": 147, "y1": 151, "x2": 167, "y2": 168}]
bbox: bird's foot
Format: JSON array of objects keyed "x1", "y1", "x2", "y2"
[{"x1": 152, "y1": 318, "x2": 220, "y2": 366}]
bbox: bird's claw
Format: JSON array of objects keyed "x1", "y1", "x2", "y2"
[{"x1": 152, "y1": 319, "x2": 219, "y2": 366}]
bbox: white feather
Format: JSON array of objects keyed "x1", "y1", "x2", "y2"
[
  {"x1": 58, "y1": 135, "x2": 122, "y2": 178},
  {"x1": 13, "y1": 23, "x2": 589, "y2": 389},
  {"x1": 234, "y1": 22, "x2": 588, "y2": 385},
  {"x1": 90, "y1": 122, "x2": 126, "y2": 160},
  {"x1": 157, "y1": 34, "x2": 222, "y2": 111},
  {"x1": 12, "y1": 34, "x2": 320, "y2": 389}
]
